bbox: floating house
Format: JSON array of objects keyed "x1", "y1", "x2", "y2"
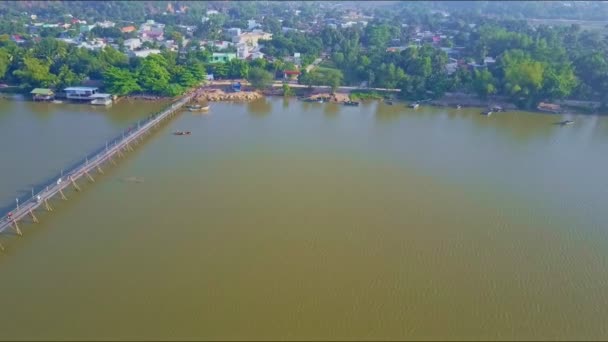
[
  {"x1": 64, "y1": 86, "x2": 113, "y2": 105},
  {"x1": 30, "y1": 88, "x2": 55, "y2": 101}
]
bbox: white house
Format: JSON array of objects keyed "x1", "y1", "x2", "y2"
[
  {"x1": 96, "y1": 20, "x2": 115, "y2": 28},
  {"x1": 123, "y1": 38, "x2": 142, "y2": 51},
  {"x1": 227, "y1": 27, "x2": 242, "y2": 38},
  {"x1": 247, "y1": 19, "x2": 260, "y2": 30},
  {"x1": 129, "y1": 49, "x2": 161, "y2": 58},
  {"x1": 236, "y1": 43, "x2": 250, "y2": 59}
]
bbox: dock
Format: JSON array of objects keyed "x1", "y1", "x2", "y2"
[{"x1": 0, "y1": 93, "x2": 195, "y2": 251}]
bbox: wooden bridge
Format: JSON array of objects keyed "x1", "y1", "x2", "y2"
[{"x1": 0, "y1": 94, "x2": 195, "y2": 251}]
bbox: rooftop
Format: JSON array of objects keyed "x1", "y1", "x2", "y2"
[
  {"x1": 64, "y1": 86, "x2": 98, "y2": 91},
  {"x1": 30, "y1": 88, "x2": 54, "y2": 95}
]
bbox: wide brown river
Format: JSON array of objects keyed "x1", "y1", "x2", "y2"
[{"x1": 1, "y1": 95, "x2": 608, "y2": 340}]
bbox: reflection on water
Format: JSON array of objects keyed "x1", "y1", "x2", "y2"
[
  {"x1": 1, "y1": 98, "x2": 608, "y2": 340},
  {"x1": 323, "y1": 101, "x2": 340, "y2": 116},
  {"x1": 247, "y1": 98, "x2": 272, "y2": 116}
]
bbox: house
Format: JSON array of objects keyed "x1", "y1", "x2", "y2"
[
  {"x1": 77, "y1": 39, "x2": 106, "y2": 51},
  {"x1": 211, "y1": 52, "x2": 236, "y2": 63},
  {"x1": 121, "y1": 26, "x2": 136, "y2": 33},
  {"x1": 162, "y1": 40, "x2": 179, "y2": 51},
  {"x1": 80, "y1": 24, "x2": 95, "y2": 33},
  {"x1": 201, "y1": 40, "x2": 233, "y2": 50},
  {"x1": 386, "y1": 46, "x2": 406, "y2": 53},
  {"x1": 139, "y1": 20, "x2": 165, "y2": 41},
  {"x1": 236, "y1": 43, "x2": 250, "y2": 59},
  {"x1": 96, "y1": 20, "x2": 115, "y2": 28},
  {"x1": 123, "y1": 38, "x2": 142, "y2": 51},
  {"x1": 231, "y1": 30, "x2": 272, "y2": 47},
  {"x1": 247, "y1": 19, "x2": 260, "y2": 30},
  {"x1": 445, "y1": 62, "x2": 458, "y2": 75},
  {"x1": 11, "y1": 34, "x2": 25, "y2": 44},
  {"x1": 283, "y1": 70, "x2": 301, "y2": 81},
  {"x1": 64, "y1": 87, "x2": 99, "y2": 100},
  {"x1": 227, "y1": 27, "x2": 242, "y2": 38},
  {"x1": 248, "y1": 51, "x2": 265, "y2": 60},
  {"x1": 30, "y1": 88, "x2": 55, "y2": 101},
  {"x1": 483, "y1": 57, "x2": 496, "y2": 65},
  {"x1": 129, "y1": 49, "x2": 161, "y2": 58}
]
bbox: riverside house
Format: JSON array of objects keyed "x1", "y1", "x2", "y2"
[{"x1": 30, "y1": 88, "x2": 55, "y2": 101}]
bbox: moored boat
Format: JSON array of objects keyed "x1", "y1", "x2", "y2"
[
  {"x1": 173, "y1": 131, "x2": 192, "y2": 136},
  {"x1": 408, "y1": 102, "x2": 419, "y2": 109},
  {"x1": 558, "y1": 119, "x2": 574, "y2": 125},
  {"x1": 344, "y1": 100, "x2": 360, "y2": 106},
  {"x1": 482, "y1": 110, "x2": 493, "y2": 116}
]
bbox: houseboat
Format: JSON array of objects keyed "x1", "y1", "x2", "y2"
[
  {"x1": 64, "y1": 86, "x2": 113, "y2": 105},
  {"x1": 90, "y1": 93, "x2": 113, "y2": 106},
  {"x1": 30, "y1": 88, "x2": 55, "y2": 101}
]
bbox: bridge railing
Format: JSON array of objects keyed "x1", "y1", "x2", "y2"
[{"x1": 0, "y1": 96, "x2": 193, "y2": 228}]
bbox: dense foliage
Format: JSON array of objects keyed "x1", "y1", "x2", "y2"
[{"x1": 1, "y1": 1, "x2": 608, "y2": 108}]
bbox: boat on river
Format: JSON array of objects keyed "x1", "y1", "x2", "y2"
[
  {"x1": 173, "y1": 131, "x2": 192, "y2": 136},
  {"x1": 408, "y1": 102, "x2": 419, "y2": 109},
  {"x1": 482, "y1": 110, "x2": 493, "y2": 116},
  {"x1": 344, "y1": 101, "x2": 360, "y2": 106},
  {"x1": 558, "y1": 120, "x2": 574, "y2": 125},
  {"x1": 187, "y1": 104, "x2": 210, "y2": 111}
]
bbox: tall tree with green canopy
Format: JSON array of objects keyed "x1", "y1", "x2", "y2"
[
  {"x1": 12, "y1": 56, "x2": 56, "y2": 88},
  {"x1": 472, "y1": 69, "x2": 497, "y2": 99},
  {"x1": 103, "y1": 66, "x2": 141, "y2": 96},
  {"x1": 136, "y1": 54, "x2": 171, "y2": 94},
  {"x1": 247, "y1": 67, "x2": 274, "y2": 90},
  {"x1": 0, "y1": 47, "x2": 10, "y2": 79}
]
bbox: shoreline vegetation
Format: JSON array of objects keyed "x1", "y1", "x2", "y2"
[
  {"x1": 1, "y1": 83, "x2": 600, "y2": 115},
  {"x1": 1, "y1": 1, "x2": 607, "y2": 115}
]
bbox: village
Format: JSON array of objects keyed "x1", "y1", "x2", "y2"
[{"x1": 0, "y1": 1, "x2": 605, "y2": 114}]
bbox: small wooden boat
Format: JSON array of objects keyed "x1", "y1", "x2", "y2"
[
  {"x1": 344, "y1": 100, "x2": 360, "y2": 106},
  {"x1": 173, "y1": 131, "x2": 192, "y2": 136},
  {"x1": 187, "y1": 104, "x2": 209, "y2": 111},
  {"x1": 558, "y1": 120, "x2": 574, "y2": 125},
  {"x1": 386, "y1": 100, "x2": 394, "y2": 105},
  {"x1": 456, "y1": 105, "x2": 462, "y2": 109},
  {"x1": 482, "y1": 110, "x2": 493, "y2": 116},
  {"x1": 408, "y1": 102, "x2": 419, "y2": 109}
]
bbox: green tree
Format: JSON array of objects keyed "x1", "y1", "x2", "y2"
[
  {"x1": 103, "y1": 66, "x2": 141, "y2": 95},
  {"x1": 12, "y1": 56, "x2": 56, "y2": 88},
  {"x1": 247, "y1": 67, "x2": 274, "y2": 90},
  {"x1": 472, "y1": 69, "x2": 496, "y2": 99},
  {"x1": 0, "y1": 47, "x2": 10, "y2": 79},
  {"x1": 282, "y1": 83, "x2": 295, "y2": 96},
  {"x1": 136, "y1": 54, "x2": 171, "y2": 94}
]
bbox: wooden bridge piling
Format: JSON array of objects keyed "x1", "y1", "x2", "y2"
[{"x1": 29, "y1": 210, "x2": 38, "y2": 224}]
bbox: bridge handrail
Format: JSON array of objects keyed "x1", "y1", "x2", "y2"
[{"x1": 0, "y1": 95, "x2": 193, "y2": 227}]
